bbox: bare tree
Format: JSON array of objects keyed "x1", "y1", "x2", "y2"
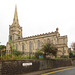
[{"x1": 71, "y1": 42, "x2": 75, "y2": 52}]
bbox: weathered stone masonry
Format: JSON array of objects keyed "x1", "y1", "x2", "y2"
[{"x1": 0, "y1": 59, "x2": 75, "y2": 75}]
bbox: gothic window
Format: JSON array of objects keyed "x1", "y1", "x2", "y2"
[
  {"x1": 10, "y1": 36, "x2": 12, "y2": 41},
  {"x1": 29, "y1": 41, "x2": 32, "y2": 53},
  {"x1": 22, "y1": 43, "x2": 24, "y2": 53},
  {"x1": 16, "y1": 44, "x2": 18, "y2": 50},
  {"x1": 18, "y1": 37, "x2": 20, "y2": 39},
  {"x1": 47, "y1": 39, "x2": 50, "y2": 43},
  {"x1": 38, "y1": 40, "x2": 40, "y2": 49}
]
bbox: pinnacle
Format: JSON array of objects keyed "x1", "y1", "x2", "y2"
[{"x1": 13, "y1": 5, "x2": 19, "y2": 26}]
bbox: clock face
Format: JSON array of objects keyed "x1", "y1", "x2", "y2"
[
  {"x1": 13, "y1": 31, "x2": 18, "y2": 34},
  {"x1": 11, "y1": 27, "x2": 15, "y2": 30}
]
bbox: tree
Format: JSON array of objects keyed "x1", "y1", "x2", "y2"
[
  {"x1": 71, "y1": 42, "x2": 75, "y2": 53},
  {"x1": 0, "y1": 45, "x2": 6, "y2": 50},
  {"x1": 69, "y1": 51, "x2": 73, "y2": 58},
  {"x1": 41, "y1": 42, "x2": 58, "y2": 59},
  {"x1": 0, "y1": 45, "x2": 6, "y2": 56}
]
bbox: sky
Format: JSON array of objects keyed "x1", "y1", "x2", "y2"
[{"x1": 0, "y1": 0, "x2": 75, "y2": 47}]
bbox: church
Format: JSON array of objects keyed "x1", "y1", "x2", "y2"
[{"x1": 6, "y1": 6, "x2": 69, "y2": 57}]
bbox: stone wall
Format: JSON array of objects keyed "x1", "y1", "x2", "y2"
[
  {"x1": 0, "y1": 59, "x2": 74, "y2": 75},
  {"x1": 71, "y1": 58, "x2": 75, "y2": 66}
]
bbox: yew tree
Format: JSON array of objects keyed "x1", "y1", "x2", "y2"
[
  {"x1": 71, "y1": 42, "x2": 75, "y2": 52},
  {"x1": 41, "y1": 42, "x2": 58, "y2": 58}
]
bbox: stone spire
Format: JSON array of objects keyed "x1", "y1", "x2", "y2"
[{"x1": 13, "y1": 5, "x2": 19, "y2": 26}]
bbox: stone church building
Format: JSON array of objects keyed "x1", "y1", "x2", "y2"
[{"x1": 6, "y1": 6, "x2": 69, "y2": 57}]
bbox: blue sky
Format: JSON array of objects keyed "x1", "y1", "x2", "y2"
[{"x1": 0, "y1": 0, "x2": 75, "y2": 47}]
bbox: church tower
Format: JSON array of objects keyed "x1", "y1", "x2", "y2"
[{"x1": 9, "y1": 6, "x2": 22, "y2": 42}]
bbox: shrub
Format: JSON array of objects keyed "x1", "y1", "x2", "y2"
[
  {"x1": 41, "y1": 42, "x2": 58, "y2": 59},
  {"x1": 13, "y1": 51, "x2": 22, "y2": 56},
  {"x1": 35, "y1": 49, "x2": 43, "y2": 59},
  {"x1": 61, "y1": 56, "x2": 68, "y2": 58},
  {"x1": 69, "y1": 51, "x2": 75, "y2": 58}
]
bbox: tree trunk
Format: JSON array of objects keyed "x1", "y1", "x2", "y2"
[{"x1": 43, "y1": 53, "x2": 46, "y2": 59}]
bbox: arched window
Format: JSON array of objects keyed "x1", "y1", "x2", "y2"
[
  {"x1": 22, "y1": 43, "x2": 24, "y2": 53},
  {"x1": 10, "y1": 36, "x2": 12, "y2": 41},
  {"x1": 38, "y1": 40, "x2": 40, "y2": 49},
  {"x1": 29, "y1": 41, "x2": 32, "y2": 53},
  {"x1": 18, "y1": 37, "x2": 20, "y2": 39},
  {"x1": 16, "y1": 44, "x2": 18, "y2": 50},
  {"x1": 47, "y1": 39, "x2": 50, "y2": 43}
]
